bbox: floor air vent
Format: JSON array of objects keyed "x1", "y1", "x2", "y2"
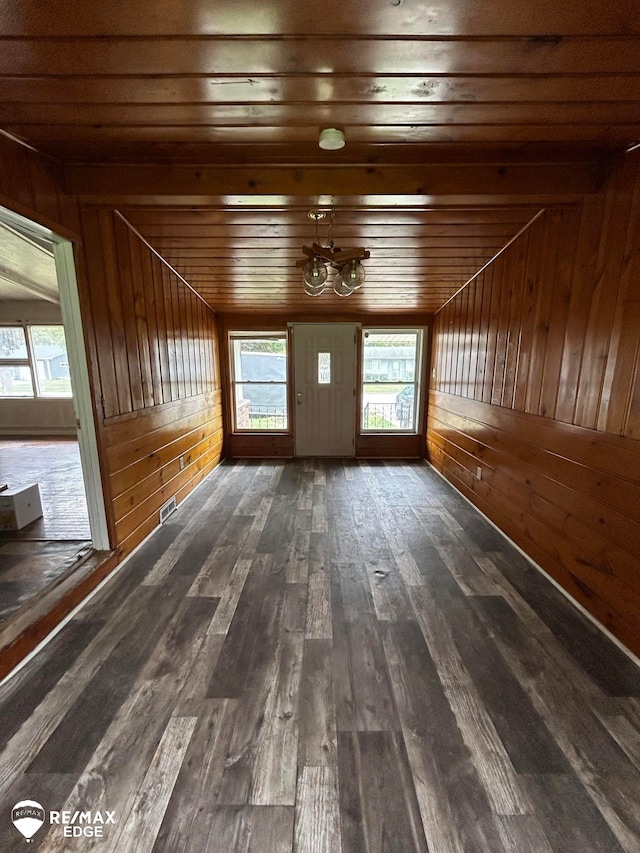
[{"x1": 159, "y1": 497, "x2": 177, "y2": 524}]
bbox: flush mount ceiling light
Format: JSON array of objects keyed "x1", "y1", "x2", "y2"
[
  {"x1": 319, "y1": 127, "x2": 346, "y2": 150},
  {"x1": 297, "y1": 205, "x2": 369, "y2": 297}
]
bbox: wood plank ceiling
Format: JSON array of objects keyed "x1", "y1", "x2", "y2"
[{"x1": 1, "y1": 0, "x2": 639, "y2": 315}]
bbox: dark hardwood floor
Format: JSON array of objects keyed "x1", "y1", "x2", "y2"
[
  {"x1": 0, "y1": 438, "x2": 91, "y2": 627},
  {"x1": 0, "y1": 459, "x2": 639, "y2": 852},
  {"x1": 0, "y1": 438, "x2": 90, "y2": 541}
]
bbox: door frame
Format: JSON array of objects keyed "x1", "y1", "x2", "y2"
[{"x1": 0, "y1": 205, "x2": 110, "y2": 550}]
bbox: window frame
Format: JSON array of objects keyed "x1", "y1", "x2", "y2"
[
  {"x1": 229, "y1": 330, "x2": 289, "y2": 433},
  {"x1": 0, "y1": 323, "x2": 73, "y2": 399},
  {"x1": 359, "y1": 327, "x2": 424, "y2": 435}
]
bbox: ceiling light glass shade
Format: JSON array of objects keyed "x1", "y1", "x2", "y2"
[
  {"x1": 303, "y1": 257, "x2": 328, "y2": 286},
  {"x1": 333, "y1": 276, "x2": 354, "y2": 297},
  {"x1": 338, "y1": 259, "x2": 366, "y2": 290},
  {"x1": 303, "y1": 257, "x2": 328, "y2": 295},
  {"x1": 304, "y1": 279, "x2": 327, "y2": 296},
  {"x1": 319, "y1": 128, "x2": 346, "y2": 150}
]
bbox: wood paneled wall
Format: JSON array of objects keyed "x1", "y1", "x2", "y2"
[
  {"x1": 428, "y1": 151, "x2": 640, "y2": 655},
  {"x1": 80, "y1": 209, "x2": 223, "y2": 557},
  {"x1": 0, "y1": 133, "x2": 80, "y2": 235},
  {"x1": 0, "y1": 135, "x2": 224, "y2": 563}
]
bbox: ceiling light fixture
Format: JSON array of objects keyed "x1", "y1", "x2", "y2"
[
  {"x1": 297, "y1": 205, "x2": 369, "y2": 297},
  {"x1": 319, "y1": 128, "x2": 346, "y2": 150}
]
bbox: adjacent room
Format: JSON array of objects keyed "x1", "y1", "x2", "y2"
[{"x1": 0, "y1": 214, "x2": 93, "y2": 627}]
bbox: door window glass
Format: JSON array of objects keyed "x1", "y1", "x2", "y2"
[{"x1": 318, "y1": 352, "x2": 331, "y2": 384}]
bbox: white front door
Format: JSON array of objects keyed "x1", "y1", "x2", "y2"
[{"x1": 293, "y1": 323, "x2": 357, "y2": 457}]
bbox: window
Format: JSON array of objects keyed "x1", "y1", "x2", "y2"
[
  {"x1": 318, "y1": 352, "x2": 331, "y2": 384},
  {"x1": 0, "y1": 324, "x2": 72, "y2": 398},
  {"x1": 361, "y1": 329, "x2": 423, "y2": 432},
  {"x1": 230, "y1": 332, "x2": 288, "y2": 430}
]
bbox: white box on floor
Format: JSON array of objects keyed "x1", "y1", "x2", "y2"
[{"x1": 0, "y1": 483, "x2": 43, "y2": 530}]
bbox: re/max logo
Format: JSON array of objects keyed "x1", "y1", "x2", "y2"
[{"x1": 49, "y1": 811, "x2": 116, "y2": 838}]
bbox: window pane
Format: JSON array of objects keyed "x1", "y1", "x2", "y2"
[
  {"x1": 0, "y1": 326, "x2": 27, "y2": 360},
  {"x1": 318, "y1": 352, "x2": 331, "y2": 384},
  {"x1": 361, "y1": 383, "x2": 414, "y2": 430},
  {"x1": 0, "y1": 365, "x2": 34, "y2": 397},
  {"x1": 235, "y1": 383, "x2": 288, "y2": 430},
  {"x1": 362, "y1": 331, "x2": 417, "y2": 382},
  {"x1": 233, "y1": 337, "x2": 287, "y2": 382},
  {"x1": 361, "y1": 329, "x2": 421, "y2": 432},
  {"x1": 231, "y1": 334, "x2": 288, "y2": 431},
  {"x1": 30, "y1": 325, "x2": 73, "y2": 397}
]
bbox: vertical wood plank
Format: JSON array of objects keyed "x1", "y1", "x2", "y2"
[
  {"x1": 469, "y1": 274, "x2": 484, "y2": 400},
  {"x1": 80, "y1": 208, "x2": 119, "y2": 419},
  {"x1": 501, "y1": 225, "x2": 528, "y2": 409},
  {"x1": 524, "y1": 209, "x2": 560, "y2": 415},
  {"x1": 491, "y1": 250, "x2": 513, "y2": 407},
  {"x1": 152, "y1": 256, "x2": 170, "y2": 404},
  {"x1": 114, "y1": 214, "x2": 144, "y2": 410},
  {"x1": 513, "y1": 212, "x2": 547, "y2": 413},
  {"x1": 598, "y1": 155, "x2": 640, "y2": 434},
  {"x1": 574, "y1": 156, "x2": 637, "y2": 428},
  {"x1": 138, "y1": 234, "x2": 163, "y2": 406},
  {"x1": 539, "y1": 208, "x2": 581, "y2": 420},
  {"x1": 555, "y1": 197, "x2": 605, "y2": 423},
  {"x1": 127, "y1": 227, "x2": 155, "y2": 408},
  {"x1": 161, "y1": 263, "x2": 178, "y2": 402},
  {"x1": 100, "y1": 209, "x2": 133, "y2": 415},
  {"x1": 460, "y1": 284, "x2": 472, "y2": 398}
]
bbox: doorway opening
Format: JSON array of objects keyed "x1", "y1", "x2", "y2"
[{"x1": 0, "y1": 204, "x2": 109, "y2": 625}]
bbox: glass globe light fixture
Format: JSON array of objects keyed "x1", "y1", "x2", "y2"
[
  {"x1": 303, "y1": 257, "x2": 328, "y2": 296},
  {"x1": 333, "y1": 276, "x2": 354, "y2": 298},
  {"x1": 338, "y1": 259, "x2": 365, "y2": 291}
]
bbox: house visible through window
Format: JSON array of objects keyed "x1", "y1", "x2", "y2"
[
  {"x1": 0, "y1": 324, "x2": 72, "y2": 398},
  {"x1": 361, "y1": 329, "x2": 423, "y2": 432},
  {"x1": 230, "y1": 332, "x2": 288, "y2": 430}
]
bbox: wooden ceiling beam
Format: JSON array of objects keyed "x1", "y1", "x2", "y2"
[{"x1": 66, "y1": 162, "x2": 603, "y2": 199}]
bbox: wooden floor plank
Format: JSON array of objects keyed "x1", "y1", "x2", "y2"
[
  {"x1": 0, "y1": 460, "x2": 639, "y2": 852},
  {"x1": 250, "y1": 631, "x2": 304, "y2": 805},
  {"x1": 408, "y1": 584, "x2": 532, "y2": 816},
  {"x1": 495, "y1": 814, "x2": 555, "y2": 853},
  {"x1": 305, "y1": 572, "x2": 332, "y2": 640},
  {"x1": 474, "y1": 595, "x2": 640, "y2": 851},
  {"x1": 523, "y1": 773, "x2": 626, "y2": 853},
  {"x1": 151, "y1": 699, "x2": 239, "y2": 853},
  {"x1": 108, "y1": 715, "x2": 197, "y2": 853},
  {"x1": 382, "y1": 620, "x2": 508, "y2": 853},
  {"x1": 294, "y1": 766, "x2": 342, "y2": 853},
  {"x1": 298, "y1": 639, "x2": 337, "y2": 768},
  {"x1": 343, "y1": 731, "x2": 429, "y2": 853},
  {"x1": 205, "y1": 805, "x2": 294, "y2": 853}
]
